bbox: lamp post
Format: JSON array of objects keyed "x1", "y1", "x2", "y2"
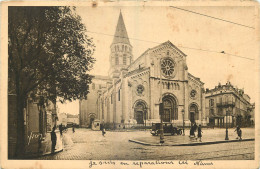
[
  {"x1": 144, "y1": 110, "x2": 147, "y2": 131},
  {"x1": 225, "y1": 109, "x2": 229, "y2": 140},
  {"x1": 159, "y1": 56, "x2": 164, "y2": 144},
  {"x1": 182, "y1": 109, "x2": 185, "y2": 136},
  {"x1": 159, "y1": 103, "x2": 164, "y2": 144}
]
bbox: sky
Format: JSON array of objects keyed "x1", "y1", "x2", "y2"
[{"x1": 58, "y1": 5, "x2": 258, "y2": 115}]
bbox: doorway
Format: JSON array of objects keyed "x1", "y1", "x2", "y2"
[
  {"x1": 162, "y1": 95, "x2": 177, "y2": 122},
  {"x1": 134, "y1": 101, "x2": 147, "y2": 124},
  {"x1": 189, "y1": 104, "x2": 198, "y2": 124}
]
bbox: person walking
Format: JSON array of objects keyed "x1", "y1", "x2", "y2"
[
  {"x1": 234, "y1": 126, "x2": 240, "y2": 139},
  {"x1": 197, "y1": 125, "x2": 203, "y2": 142},
  {"x1": 189, "y1": 124, "x2": 195, "y2": 138},
  {"x1": 238, "y1": 128, "x2": 242, "y2": 140},
  {"x1": 51, "y1": 127, "x2": 57, "y2": 154},
  {"x1": 72, "y1": 124, "x2": 75, "y2": 133},
  {"x1": 102, "y1": 124, "x2": 106, "y2": 136},
  {"x1": 59, "y1": 124, "x2": 63, "y2": 136},
  {"x1": 194, "y1": 122, "x2": 198, "y2": 132}
]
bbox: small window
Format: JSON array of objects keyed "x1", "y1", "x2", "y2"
[
  {"x1": 210, "y1": 109, "x2": 214, "y2": 116},
  {"x1": 123, "y1": 55, "x2": 127, "y2": 65},
  {"x1": 92, "y1": 83, "x2": 95, "y2": 90},
  {"x1": 118, "y1": 89, "x2": 120, "y2": 101},
  {"x1": 99, "y1": 84, "x2": 101, "y2": 89},
  {"x1": 209, "y1": 99, "x2": 214, "y2": 107},
  {"x1": 115, "y1": 57, "x2": 119, "y2": 65},
  {"x1": 111, "y1": 95, "x2": 113, "y2": 104}
]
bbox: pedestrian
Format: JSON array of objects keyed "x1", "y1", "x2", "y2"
[
  {"x1": 59, "y1": 124, "x2": 63, "y2": 136},
  {"x1": 72, "y1": 124, "x2": 75, "y2": 133},
  {"x1": 51, "y1": 127, "x2": 57, "y2": 154},
  {"x1": 102, "y1": 125, "x2": 106, "y2": 136},
  {"x1": 234, "y1": 125, "x2": 240, "y2": 139},
  {"x1": 238, "y1": 128, "x2": 242, "y2": 140},
  {"x1": 197, "y1": 125, "x2": 203, "y2": 142},
  {"x1": 194, "y1": 122, "x2": 198, "y2": 132},
  {"x1": 189, "y1": 124, "x2": 195, "y2": 138}
]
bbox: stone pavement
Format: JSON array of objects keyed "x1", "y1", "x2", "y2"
[
  {"x1": 35, "y1": 128, "x2": 255, "y2": 160},
  {"x1": 40, "y1": 130, "x2": 63, "y2": 156},
  {"x1": 129, "y1": 128, "x2": 255, "y2": 146}
]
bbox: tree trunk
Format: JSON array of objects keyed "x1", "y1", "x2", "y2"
[
  {"x1": 15, "y1": 95, "x2": 26, "y2": 158},
  {"x1": 14, "y1": 71, "x2": 26, "y2": 159}
]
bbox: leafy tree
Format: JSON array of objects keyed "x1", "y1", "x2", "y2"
[{"x1": 8, "y1": 6, "x2": 95, "y2": 158}]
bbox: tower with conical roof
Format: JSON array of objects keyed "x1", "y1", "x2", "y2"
[{"x1": 109, "y1": 11, "x2": 133, "y2": 78}]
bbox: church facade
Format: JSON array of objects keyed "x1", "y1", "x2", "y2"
[{"x1": 79, "y1": 11, "x2": 207, "y2": 128}]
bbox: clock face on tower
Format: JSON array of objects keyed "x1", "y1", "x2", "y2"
[{"x1": 161, "y1": 58, "x2": 176, "y2": 78}]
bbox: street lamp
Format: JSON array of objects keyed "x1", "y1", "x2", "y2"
[
  {"x1": 182, "y1": 109, "x2": 185, "y2": 136},
  {"x1": 144, "y1": 110, "x2": 147, "y2": 131},
  {"x1": 159, "y1": 103, "x2": 164, "y2": 144},
  {"x1": 225, "y1": 109, "x2": 229, "y2": 140},
  {"x1": 158, "y1": 56, "x2": 164, "y2": 144}
]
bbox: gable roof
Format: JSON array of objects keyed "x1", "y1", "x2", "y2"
[{"x1": 128, "y1": 40, "x2": 186, "y2": 70}]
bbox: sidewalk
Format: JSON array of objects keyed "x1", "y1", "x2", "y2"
[
  {"x1": 129, "y1": 128, "x2": 255, "y2": 146},
  {"x1": 40, "y1": 130, "x2": 63, "y2": 156}
]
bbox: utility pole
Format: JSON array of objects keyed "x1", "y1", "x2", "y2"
[{"x1": 159, "y1": 56, "x2": 164, "y2": 144}]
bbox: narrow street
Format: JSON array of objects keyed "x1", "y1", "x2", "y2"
[{"x1": 36, "y1": 128, "x2": 255, "y2": 160}]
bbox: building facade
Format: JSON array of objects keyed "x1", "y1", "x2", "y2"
[
  {"x1": 205, "y1": 82, "x2": 254, "y2": 127},
  {"x1": 79, "y1": 11, "x2": 207, "y2": 128},
  {"x1": 8, "y1": 94, "x2": 58, "y2": 158}
]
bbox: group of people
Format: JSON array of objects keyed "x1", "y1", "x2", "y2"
[
  {"x1": 189, "y1": 122, "x2": 203, "y2": 142},
  {"x1": 189, "y1": 122, "x2": 243, "y2": 142},
  {"x1": 51, "y1": 124, "x2": 76, "y2": 154}
]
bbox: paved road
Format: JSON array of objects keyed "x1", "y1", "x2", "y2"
[{"x1": 35, "y1": 128, "x2": 254, "y2": 160}]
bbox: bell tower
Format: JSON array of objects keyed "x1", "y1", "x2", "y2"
[{"x1": 109, "y1": 11, "x2": 133, "y2": 78}]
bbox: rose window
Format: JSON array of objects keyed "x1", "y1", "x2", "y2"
[
  {"x1": 190, "y1": 90, "x2": 197, "y2": 98},
  {"x1": 137, "y1": 85, "x2": 144, "y2": 95},
  {"x1": 161, "y1": 58, "x2": 175, "y2": 77}
]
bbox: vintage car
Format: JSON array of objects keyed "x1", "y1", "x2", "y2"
[{"x1": 151, "y1": 122, "x2": 182, "y2": 136}]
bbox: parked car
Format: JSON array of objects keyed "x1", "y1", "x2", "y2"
[{"x1": 151, "y1": 122, "x2": 182, "y2": 136}]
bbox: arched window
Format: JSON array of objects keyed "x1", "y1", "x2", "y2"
[
  {"x1": 115, "y1": 56, "x2": 119, "y2": 65},
  {"x1": 123, "y1": 55, "x2": 127, "y2": 65},
  {"x1": 122, "y1": 45, "x2": 124, "y2": 51}
]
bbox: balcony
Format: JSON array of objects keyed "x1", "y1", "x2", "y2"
[{"x1": 216, "y1": 101, "x2": 235, "y2": 108}]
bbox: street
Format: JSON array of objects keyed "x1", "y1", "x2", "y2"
[{"x1": 36, "y1": 128, "x2": 255, "y2": 160}]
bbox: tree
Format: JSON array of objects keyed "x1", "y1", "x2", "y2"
[{"x1": 8, "y1": 6, "x2": 95, "y2": 158}]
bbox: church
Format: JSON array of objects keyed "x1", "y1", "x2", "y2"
[{"x1": 79, "y1": 11, "x2": 207, "y2": 128}]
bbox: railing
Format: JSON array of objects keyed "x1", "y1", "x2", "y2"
[{"x1": 216, "y1": 101, "x2": 235, "y2": 107}]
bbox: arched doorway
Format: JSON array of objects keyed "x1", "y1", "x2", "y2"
[
  {"x1": 189, "y1": 104, "x2": 199, "y2": 124},
  {"x1": 162, "y1": 95, "x2": 178, "y2": 122},
  {"x1": 134, "y1": 101, "x2": 147, "y2": 124},
  {"x1": 89, "y1": 114, "x2": 95, "y2": 128}
]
